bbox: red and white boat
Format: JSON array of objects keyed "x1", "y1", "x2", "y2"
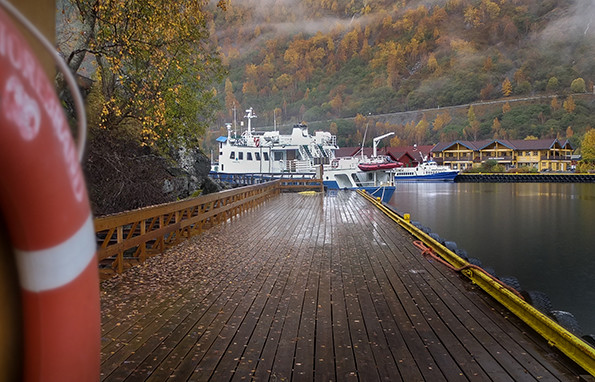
[{"x1": 358, "y1": 161, "x2": 403, "y2": 172}]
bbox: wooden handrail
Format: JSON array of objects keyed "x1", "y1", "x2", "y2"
[
  {"x1": 94, "y1": 181, "x2": 281, "y2": 278},
  {"x1": 94, "y1": 179, "x2": 324, "y2": 279}
]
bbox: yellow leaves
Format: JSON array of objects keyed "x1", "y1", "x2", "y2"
[
  {"x1": 217, "y1": 0, "x2": 229, "y2": 11},
  {"x1": 563, "y1": 95, "x2": 576, "y2": 114},
  {"x1": 550, "y1": 97, "x2": 560, "y2": 111},
  {"x1": 501, "y1": 77, "x2": 513, "y2": 97},
  {"x1": 427, "y1": 53, "x2": 440, "y2": 75},
  {"x1": 464, "y1": 6, "x2": 481, "y2": 27},
  {"x1": 433, "y1": 112, "x2": 452, "y2": 132},
  {"x1": 450, "y1": 38, "x2": 476, "y2": 54},
  {"x1": 502, "y1": 101, "x2": 511, "y2": 114},
  {"x1": 581, "y1": 129, "x2": 595, "y2": 161},
  {"x1": 481, "y1": 0, "x2": 501, "y2": 19},
  {"x1": 492, "y1": 118, "x2": 503, "y2": 139},
  {"x1": 80, "y1": 0, "x2": 222, "y2": 152}
]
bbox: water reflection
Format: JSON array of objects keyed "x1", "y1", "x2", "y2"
[{"x1": 390, "y1": 183, "x2": 595, "y2": 334}]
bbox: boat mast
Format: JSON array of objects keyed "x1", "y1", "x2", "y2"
[
  {"x1": 245, "y1": 107, "x2": 257, "y2": 139},
  {"x1": 225, "y1": 123, "x2": 232, "y2": 140},
  {"x1": 233, "y1": 103, "x2": 237, "y2": 139},
  {"x1": 361, "y1": 122, "x2": 368, "y2": 160}
]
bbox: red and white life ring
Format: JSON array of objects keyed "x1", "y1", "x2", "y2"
[
  {"x1": 0, "y1": 8, "x2": 99, "y2": 382},
  {"x1": 254, "y1": 137, "x2": 260, "y2": 147},
  {"x1": 331, "y1": 159, "x2": 339, "y2": 168}
]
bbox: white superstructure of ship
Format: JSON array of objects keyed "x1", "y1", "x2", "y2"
[{"x1": 211, "y1": 108, "x2": 397, "y2": 201}]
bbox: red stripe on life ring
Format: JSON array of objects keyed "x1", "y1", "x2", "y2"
[{"x1": 0, "y1": 8, "x2": 99, "y2": 382}]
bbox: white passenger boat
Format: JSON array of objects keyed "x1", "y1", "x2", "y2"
[
  {"x1": 394, "y1": 161, "x2": 459, "y2": 181},
  {"x1": 210, "y1": 108, "x2": 396, "y2": 202}
]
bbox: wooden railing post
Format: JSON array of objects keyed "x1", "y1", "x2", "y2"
[
  {"x1": 116, "y1": 226, "x2": 124, "y2": 274},
  {"x1": 159, "y1": 215, "x2": 164, "y2": 252},
  {"x1": 139, "y1": 219, "x2": 146, "y2": 262}
]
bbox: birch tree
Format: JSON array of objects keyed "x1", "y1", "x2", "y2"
[{"x1": 58, "y1": 0, "x2": 226, "y2": 152}]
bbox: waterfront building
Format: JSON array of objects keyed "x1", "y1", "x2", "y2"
[
  {"x1": 431, "y1": 139, "x2": 574, "y2": 172},
  {"x1": 334, "y1": 146, "x2": 419, "y2": 167}
]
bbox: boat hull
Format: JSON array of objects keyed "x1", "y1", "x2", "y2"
[
  {"x1": 323, "y1": 180, "x2": 395, "y2": 203},
  {"x1": 209, "y1": 172, "x2": 395, "y2": 203},
  {"x1": 394, "y1": 171, "x2": 458, "y2": 182},
  {"x1": 362, "y1": 185, "x2": 395, "y2": 202},
  {"x1": 209, "y1": 171, "x2": 314, "y2": 184}
]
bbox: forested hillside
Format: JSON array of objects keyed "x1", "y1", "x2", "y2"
[{"x1": 206, "y1": 0, "x2": 595, "y2": 150}]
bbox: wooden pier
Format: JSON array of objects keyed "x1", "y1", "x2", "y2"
[{"x1": 100, "y1": 191, "x2": 588, "y2": 381}]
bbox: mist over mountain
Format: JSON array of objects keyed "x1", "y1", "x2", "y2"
[{"x1": 206, "y1": 0, "x2": 595, "y2": 148}]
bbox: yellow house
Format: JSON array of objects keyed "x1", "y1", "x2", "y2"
[
  {"x1": 508, "y1": 139, "x2": 574, "y2": 171},
  {"x1": 479, "y1": 141, "x2": 515, "y2": 167},
  {"x1": 431, "y1": 139, "x2": 574, "y2": 172},
  {"x1": 432, "y1": 140, "x2": 490, "y2": 171}
]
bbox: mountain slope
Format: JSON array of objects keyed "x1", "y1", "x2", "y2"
[{"x1": 207, "y1": 0, "x2": 595, "y2": 148}]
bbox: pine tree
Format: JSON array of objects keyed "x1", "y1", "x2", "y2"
[
  {"x1": 563, "y1": 95, "x2": 576, "y2": 114},
  {"x1": 502, "y1": 77, "x2": 513, "y2": 97}
]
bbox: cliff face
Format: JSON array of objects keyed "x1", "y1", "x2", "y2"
[{"x1": 84, "y1": 129, "x2": 219, "y2": 216}]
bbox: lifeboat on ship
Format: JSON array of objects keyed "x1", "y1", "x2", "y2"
[{"x1": 358, "y1": 161, "x2": 403, "y2": 172}]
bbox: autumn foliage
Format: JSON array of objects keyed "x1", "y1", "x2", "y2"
[
  {"x1": 208, "y1": 0, "x2": 595, "y2": 150},
  {"x1": 59, "y1": 0, "x2": 226, "y2": 152}
]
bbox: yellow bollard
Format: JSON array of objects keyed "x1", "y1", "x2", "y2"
[{"x1": 404, "y1": 213, "x2": 410, "y2": 223}]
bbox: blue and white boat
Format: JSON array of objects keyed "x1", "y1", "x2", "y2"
[
  {"x1": 394, "y1": 161, "x2": 459, "y2": 181},
  {"x1": 210, "y1": 108, "x2": 396, "y2": 202}
]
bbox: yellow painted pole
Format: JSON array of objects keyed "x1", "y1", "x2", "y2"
[{"x1": 357, "y1": 189, "x2": 595, "y2": 376}]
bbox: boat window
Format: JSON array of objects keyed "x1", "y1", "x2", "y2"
[
  {"x1": 274, "y1": 151, "x2": 283, "y2": 161},
  {"x1": 255, "y1": 152, "x2": 261, "y2": 161},
  {"x1": 238, "y1": 152, "x2": 244, "y2": 160},
  {"x1": 247, "y1": 152, "x2": 253, "y2": 160},
  {"x1": 263, "y1": 152, "x2": 269, "y2": 161},
  {"x1": 230, "y1": 151, "x2": 235, "y2": 159}
]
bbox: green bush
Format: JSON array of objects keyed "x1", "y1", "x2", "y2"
[
  {"x1": 463, "y1": 160, "x2": 506, "y2": 173},
  {"x1": 571, "y1": 78, "x2": 586, "y2": 93},
  {"x1": 508, "y1": 166, "x2": 538, "y2": 173}
]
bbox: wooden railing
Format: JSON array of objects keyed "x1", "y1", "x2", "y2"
[
  {"x1": 94, "y1": 179, "x2": 323, "y2": 279},
  {"x1": 94, "y1": 182, "x2": 279, "y2": 279},
  {"x1": 278, "y1": 178, "x2": 324, "y2": 192}
]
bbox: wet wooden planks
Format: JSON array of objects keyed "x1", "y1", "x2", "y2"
[{"x1": 100, "y1": 191, "x2": 587, "y2": 381}]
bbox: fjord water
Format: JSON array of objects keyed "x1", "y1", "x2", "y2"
[{"x1": 389, "y1": 182, "x2": 595, "y2": 335}]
